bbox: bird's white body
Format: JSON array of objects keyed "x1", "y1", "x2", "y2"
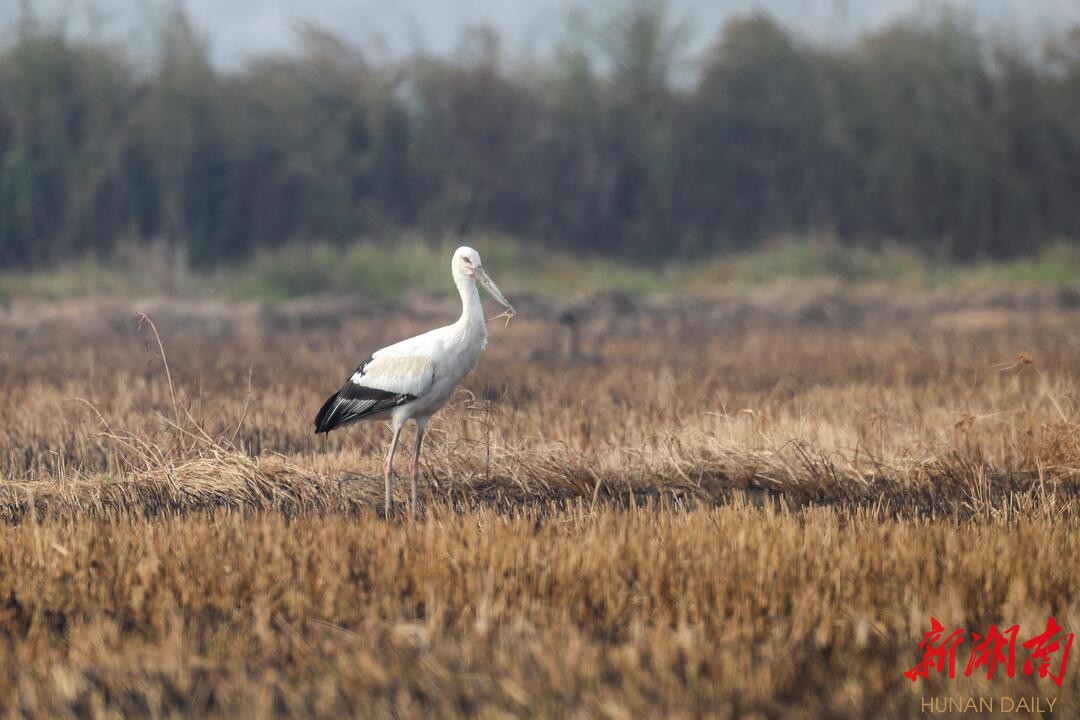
[
  {"x1": 314, "y1": 246, "x2": 512, "y2": 514},
  {"x1": 373, "y1": 275, "x2": 489, "y2": 426}
]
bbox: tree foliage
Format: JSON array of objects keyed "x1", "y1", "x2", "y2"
[{"x1": 0, "y1": 5, "x2": 1078, "y2": 269}]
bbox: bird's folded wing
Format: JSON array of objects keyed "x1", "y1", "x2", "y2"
[
  {"x1": 313, "y1": 354, "x2": 436, "y2": 433},
  {"x1": 352, "y1": 354, "x2": 435, "y2": 397}
]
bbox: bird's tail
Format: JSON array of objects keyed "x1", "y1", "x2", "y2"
[
  {"x1": 314, "y1": 375, "x2": 413, "y2": 434},
  {"x1": 313, "y1": 391, "x2": 342, "y2": 434}
]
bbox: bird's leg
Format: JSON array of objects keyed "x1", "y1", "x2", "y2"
[
  {"x1": 384, "y1": 424, "x2": 403, "y2": 516},
  {"x1": 409, "y1": 422, "x2": 427, "y2": 514}
]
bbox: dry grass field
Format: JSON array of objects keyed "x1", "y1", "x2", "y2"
[{"x1": 0, "y1": 292, "x2": 1078, "y2": 718}]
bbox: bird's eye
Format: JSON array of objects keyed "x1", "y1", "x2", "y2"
[{"x1": 463, "y1": 257, "x2": 472, "y2": 265}]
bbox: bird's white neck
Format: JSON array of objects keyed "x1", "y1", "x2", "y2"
[{"x1": 454, "y1": 273, "x2": 486, "y2": 333}]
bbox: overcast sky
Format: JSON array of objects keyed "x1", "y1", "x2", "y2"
[{"x1": 7, "y1": 0, "x2": 1080, "y2": 68}]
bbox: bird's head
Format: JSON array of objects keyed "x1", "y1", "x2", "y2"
[{"x1": 452, "y1": 246, "x2": 515, "y2": 316}]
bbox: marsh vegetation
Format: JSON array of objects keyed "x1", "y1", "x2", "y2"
[{"x1": 0, "y1": 295, "x2": 1076, "y2": 717}]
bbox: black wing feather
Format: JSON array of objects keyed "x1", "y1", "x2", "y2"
[{"x1": 313, "y1": 356, "x2": 416, "y2": 434}]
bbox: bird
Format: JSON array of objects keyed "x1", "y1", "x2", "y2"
[{"x1": 313, "y1": 246, "x2": 515, "y2": 515}]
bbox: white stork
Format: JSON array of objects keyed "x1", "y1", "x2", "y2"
[{"x1": 314, "y1": 246, "x2": 515, "y2": 514}]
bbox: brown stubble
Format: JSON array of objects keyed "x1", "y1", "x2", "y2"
[
  {"x1": 0, "y1": 304, "x2": 1078, "y2": 717},
  {"x1": 0, "y1": 506, "x2": 1076, "y2": 718}
]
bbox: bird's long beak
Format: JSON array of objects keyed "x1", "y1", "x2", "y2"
[{"x1": 474, "y1": 266, "x2": 515, "y2": 316}]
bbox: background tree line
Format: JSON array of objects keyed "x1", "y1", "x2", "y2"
[{"x1": 1, "y1": 3, "x2": 1079, "y2": 270}]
